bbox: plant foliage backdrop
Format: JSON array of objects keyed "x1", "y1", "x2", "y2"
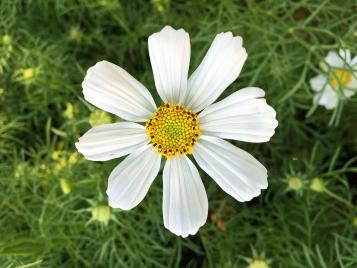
[{"x1": 0, "y1": 0, "x2": 356, "y2": 267}]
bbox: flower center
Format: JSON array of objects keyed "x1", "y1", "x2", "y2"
[
  {"x1": 146, "y1": 104, "x2": 200, "y2": 158},
  {"x1": 329, "y1": 69, "x2": 352, "y2": 90}
]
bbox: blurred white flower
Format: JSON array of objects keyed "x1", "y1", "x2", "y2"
[
  {"x1": 310, "y1": 49, "x2": 356, "y2": 109},
  {"x1": 76, "y1": 26, "x2": 278, "y2": 237}
]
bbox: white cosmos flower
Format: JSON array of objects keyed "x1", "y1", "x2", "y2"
[
  {"x1": 310, "y1": 49, "x2": 357, "y2": 110},
  {"x1": 75, "y1": 26, "x2": 278, "y2": 237}
]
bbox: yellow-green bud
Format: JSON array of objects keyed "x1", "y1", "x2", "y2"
[
  {"x1": 89, "y1": 109, "x2": 112, "y2": 127},
  {"x1": 249, "y1": 259, "x2": 270, "y2": 268},
  {"x1": 51, "y1": 150, "x2": 61, "y2": 161},
  {"x1": 151, "y1": 0, "x2": 170, "y2": 12},
  {"x1": 309, "y1": 177, "x2": 326, "y2": 193},
  {"x1": 63, "y1": 102, "x2": 75, "y2": 119},
  {"x1": 69, "y1": 26, "x2": 82, "y2": 40},
  {"x1": 22, "y1": 68, "x2": 36, "y2": 80},
  {"x1": 2, "y1": 35, "x2": 12, "y2": 46},
  {"x1": 287, "y1": 176, "x2": 303, "y2": 191},
  {"x1": 91, "y1": 205, "x2": 111, "y2": 224},
  {"x1": 68, "y1": 152, "x2": 79, "y2": 165},
  {"x1": 60, "y1": 178, "x2": 71, "y2": 195}
]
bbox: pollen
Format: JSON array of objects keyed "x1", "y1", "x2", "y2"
[
  {"x1": 329, "y1": 69, "x2": 352, "y2": 90},
  {"x1": 146, "y1": 103, "x2": 200, "y2": 158}
]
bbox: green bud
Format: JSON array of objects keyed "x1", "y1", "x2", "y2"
[
  {"x1": 287, "y1": 176, "x2": 303, "y2": 191},
  {"x1": 91, "y1": 205, "x2": 111, "y2": 224},
  {"x1": 89, "y1": 109, "x2": 112, "y2": 127},
  {"x1": 309, "y1": 177, "x2": 326, "y2": 193},
  {"x1": 60, "y1": 178, "x2": 71, "y2": 195}
]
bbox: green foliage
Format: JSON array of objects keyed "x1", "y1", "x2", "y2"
[{"x1": 0, "y1": 0, "x2": 356, "y2": 267}]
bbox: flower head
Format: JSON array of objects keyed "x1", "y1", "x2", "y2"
[
  {"x1": 146, "y1": 103, "x2": 200, "y2": 158},
  {"x1": 310, "y1": 49, "x2": 357, "y2": 109},
  {"x1": 76, "y1": 26, "x2": 278, "y2": 237}
]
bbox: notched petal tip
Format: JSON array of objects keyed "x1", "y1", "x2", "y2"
[
  {"x1": 226, "y1": 31, "x2": 234, "y2": 38},
  {"x1": 168, "y1": 220, "x2": 206, "y2": 238},
  {"x1": 84, "y1": 60, "x2": 110, "y2": 76},
  {"x1": 217, "y1": 32, "x2": 244, "y2": 47},
  {"x1": 218, "y1": 31, "x2": 233, "y2": 38},
  {"x1": 162, "y1": 25, "x2": 174, "y2": 31},
  {"x1": 151, "y1": 25, "x2": 189, "y2": 38}
]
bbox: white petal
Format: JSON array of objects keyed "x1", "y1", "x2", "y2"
[
  {"x1": 310, "y1": 74, "x2": 328, "y2": 92},
  {"x1": 82, "y1": 61, "x2": 157, "y2": 122},
  {"x1": 343, "y1": 88, "x2": 355, "y2": 98},
  {"x1": 193, "y1": 136, "x2": 268, "y2": 202},
  {"x1": 107, "y1": 145, "x2": 161, "y2": 210},
  {"x1": 163, "y1": 155, "x2": 208, "y2": 238},
  {"x1": 351, "y1": 56, "x2": 357, "y2": 67},
  {"x1": 148, "y1": 25, "x2": 190, "y2": 104},
  {"x1": 199, "y1": 87, "x2": 278, "y2": 143},
  {"x1": 185, "y1": 32, "x2": 247, "y2": 112},
  {"x1": 346, "y1": 76, "x2": 357, "y2": 92},
  {"x1": 324, "y1": 51, "x2": 343, "y2": 69},
  {"x1": 75, "y1": 122, "x2": 149, "y2": 161},
  {"x1": 313, "y1": 86, "x2": 338, "y2": 110},
  {"x1": 339, "y1": 49, "x2": 351, "y2": 63}
]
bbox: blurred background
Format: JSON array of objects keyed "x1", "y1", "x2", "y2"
[{"x1": 0, "y1": 0, "x2": 356, "y2": 267}]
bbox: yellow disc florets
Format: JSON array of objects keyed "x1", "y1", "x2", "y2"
[
  {"x1": 146, "y1": 104, "x2": 200, "y2": 158},
  {"x1": 329, "y1": 69, "x2": 352, "y2": 90}
]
